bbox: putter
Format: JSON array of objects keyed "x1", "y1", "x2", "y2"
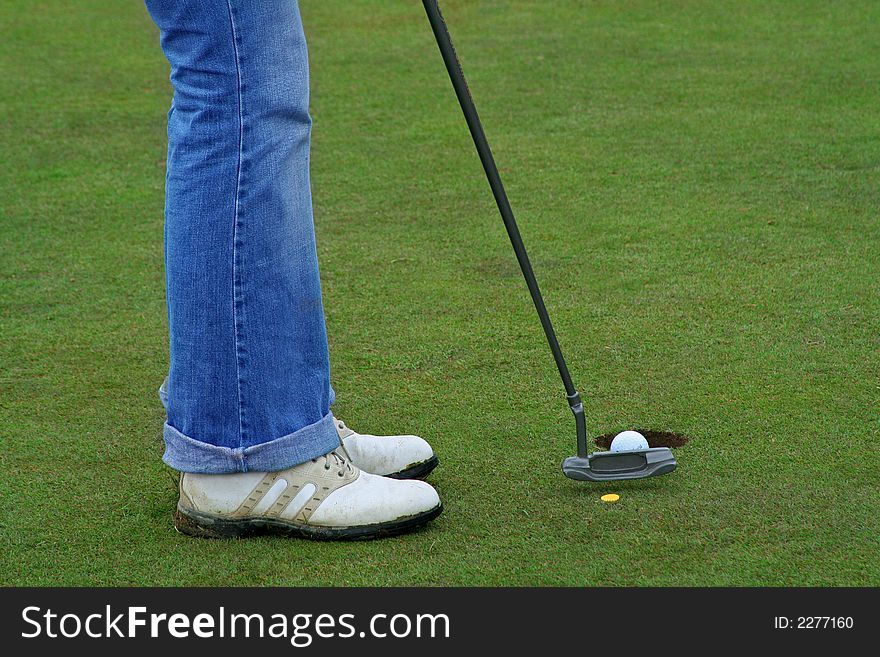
[{"x1": 422, "y1": 0, "x2": 676, "y2": 482}]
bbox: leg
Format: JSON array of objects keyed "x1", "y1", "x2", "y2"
[
  {"x1": 145, "y1": 0, "x2": 442, "y2": 539},
  {"x1": 147, "y1": 0, "x2": 336, "y2": 473}
]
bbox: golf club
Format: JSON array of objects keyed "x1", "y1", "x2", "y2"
[{"x1": 422, "y1": 0, "x2": 676, "y2": 482}]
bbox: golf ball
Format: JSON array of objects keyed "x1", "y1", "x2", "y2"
[{"x1": 610, "y1": 430, "x2": 649, "y2": 452}]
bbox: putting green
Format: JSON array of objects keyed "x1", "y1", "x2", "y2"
[{"x1": 1, "y1": 0, "x2": 878, "y2": 586}]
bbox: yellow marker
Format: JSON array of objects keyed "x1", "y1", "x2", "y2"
[{"x1": 600, "y1": 494, "x2": 620, "y2": 503}]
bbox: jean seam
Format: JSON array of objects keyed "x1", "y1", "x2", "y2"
[{"x1": 225, "y1": 0, "x2": 247, "y2": 450}]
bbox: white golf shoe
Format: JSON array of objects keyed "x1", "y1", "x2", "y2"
[
  {"x1": 334, "y1": 418, "x2": 438, "y2": 479},
  {"x1": 174, "y1": 449, "x2": 442, "y2": 540}
]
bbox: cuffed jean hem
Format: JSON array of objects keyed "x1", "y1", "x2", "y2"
[{"x1": 162, "y1": 411, "x2": 341, "y2": 474}]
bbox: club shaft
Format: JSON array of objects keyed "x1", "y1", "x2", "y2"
[{"x1": 422, "y1": 0, "x2": 576, "y2": 397}]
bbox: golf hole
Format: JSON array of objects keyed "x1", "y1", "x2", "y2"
[{"x1": 594, "y1": 430, "x2": 690, "y2": 450}]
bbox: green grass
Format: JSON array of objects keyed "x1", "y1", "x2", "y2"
[{"x1": 2, "y1": 0, "x2": 878, "y2": 586}]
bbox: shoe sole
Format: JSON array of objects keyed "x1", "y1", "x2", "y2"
[
  {"x1": 173, "y1": 503, "x2": 443, "y2": 541},
  {"x1": 387, "y1": 455, "x2": 439, "y2": 480}
]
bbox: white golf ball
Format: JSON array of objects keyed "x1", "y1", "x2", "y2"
[{"x1": 610, "y1": 430, "x2": 649, "y2": 452}]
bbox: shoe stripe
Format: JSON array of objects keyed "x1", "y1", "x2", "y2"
[
  {"x1": 250, "y1": 478, "x2": 289, "y2": 516},
  {"x1": 296, "y1": 481, "x2": 333, "y2": 523},
  {"x1": 267, "y1": 481, "x2": 302, "y2": 517},
  {"x1": 228, "y1": 456, "x2": 357, "y2": 523},
  {"x1": 278, "y1": 483, "x2": 317, "y2": 521},
  {"x1": 233, "y1": 473, "x2": 279, "y2": 517}
]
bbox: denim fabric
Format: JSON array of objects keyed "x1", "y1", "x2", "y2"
[{"x1": 145, "y1": 0, "x2": 339, "y2": 473}]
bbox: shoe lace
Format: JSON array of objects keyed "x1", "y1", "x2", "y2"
[{"x1": 312, "y1": 449, "x2": 353, "y2": 478}]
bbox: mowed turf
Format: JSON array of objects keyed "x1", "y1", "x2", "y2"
[{"x1": 1, "y1": 0, "x2": 878, "y2": 586}]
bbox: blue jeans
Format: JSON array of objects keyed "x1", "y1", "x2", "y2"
[{"x1": 145, "y1": 0, "x2": 340, "y2": 474}]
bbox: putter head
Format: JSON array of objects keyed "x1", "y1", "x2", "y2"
[{"x1": 562, "y1": 447, "x2": 677, "y2": 482}]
